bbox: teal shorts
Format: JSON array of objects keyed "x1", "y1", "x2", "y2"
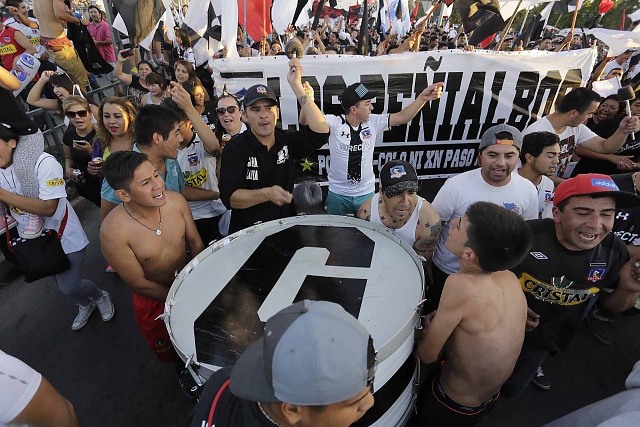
[{"x1": 326, "y1": 191, "x2": 374, "y2": 216}]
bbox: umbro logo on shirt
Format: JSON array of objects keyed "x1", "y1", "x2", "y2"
[{"x1": 530, "y1": 251, "x2": 548, "y2": 260}]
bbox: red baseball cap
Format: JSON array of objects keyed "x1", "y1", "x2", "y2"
[{"x1": 554, "y1": 173, "x2": 640, "y2": 208}]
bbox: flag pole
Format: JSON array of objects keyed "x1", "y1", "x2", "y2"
[
  {"x1": 423, "y1": 0, "x2": 442, "y2": 24},
  {"x1": 569, "y1": 0, "x2": 580, "y2": 35},
  {"x1": 495, "y1": 0, "x2": 523, "y2": 51}
]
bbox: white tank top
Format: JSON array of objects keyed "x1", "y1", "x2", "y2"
[{"x1": 370, "y1": 192, "x2": 424, "y2": 247}]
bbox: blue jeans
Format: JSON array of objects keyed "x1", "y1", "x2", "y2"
[{"x1": 326, "y1": 191, "x2": 374, "y2": 216}]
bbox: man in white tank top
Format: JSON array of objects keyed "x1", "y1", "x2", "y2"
[{"x1": 357, "y1": 160, "x2": 441, "y2": 264}]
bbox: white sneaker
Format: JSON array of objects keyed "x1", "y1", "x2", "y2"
[
  {"x1": 72, "y1": 302, "x2": 96, "y2": 331},
  {"x1": 22, "y1": 213, "x2": 43, "y2": 239},
  {"x1": 94, "y1": 290, "x2": 115, "y2": 321}
]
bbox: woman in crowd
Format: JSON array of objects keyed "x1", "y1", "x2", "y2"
[
  {"x1": 174, "y1": 59, "x2": 198, "y2": 87},
  {"x1": 184, "y1": 81, "x2": 216, "y2": 129},
  {"x1": 0, "y1": 118, "x2": 114, "y2": 331},
  {"x1": 114, "y1": 52, "x2": 154, "y2": 105},
  {"x1": 26, "y1": 71, "x2": 99, "y2": 118},
  {"x1": 573, "y1": 95, "x2": 640, "y2": 176},
  {"x1": 585, "y1": 94, "x2": 621, "y2": 131},
  {"x1": 140, "y1": 72, "x2": 168, "y2": 106},
  {"x1": 61, "y1": 96, "x2": 101, "y2": 207},
  {"x1": 212, "y1": 92, "x2": 246, "y2": 181},
  {"x1": 89, "y1": 97, "x2": 138, "y2": 177},
  {"x1": 174, "y1": 28, "x2": 195, "y2": 67}
]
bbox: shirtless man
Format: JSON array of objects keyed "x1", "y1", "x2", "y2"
[
  {"x1": 415, "y1": 201, "x2": 532, "y2": 426},
  {"x1": 357, "y1": 159, "x2": 441, "y2": 263},
  {"x1": 32, "y1": 0, "x2": 89, "y2": 88},
  {"x1": 100, "y1": 151, "x2": 204, "y2": 364}
]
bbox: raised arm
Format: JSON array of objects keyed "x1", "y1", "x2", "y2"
[
  {"x1": 26, "y1": 71, "x2": 59, "y2": 111},
  {"x1": 580, "y1": 116, "x2": 640, "y2": 154},
  {"x1": 169, "y1": 81, "x2": 220, "y2": 154},
  {"x1": 389, "y1": 82, "x2": 444, "y2": 126},
  {"x1": 114, "y1": 51, "x2": 133, "y2": 86},
  {"x1": 287, "y1": 57, "x2": 329, "y2": 134}
]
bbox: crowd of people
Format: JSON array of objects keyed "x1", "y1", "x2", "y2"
[{"x1": 2, "y1": 0, "x2": 640, "y2": 426}]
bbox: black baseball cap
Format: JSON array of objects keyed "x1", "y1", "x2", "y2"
[
  {"x1": 380, "y1": 160, "x2": 419, "y2": 198},
  {"x1": 341, "y1": 83, "x2": 375, "y2": 111},
  {"x1": 243, "y1": 84, "x2": 278, "y2": 107}
]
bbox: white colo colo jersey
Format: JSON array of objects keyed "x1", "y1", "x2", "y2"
[
  {"x1": 0, "y1": 153, "x2": 88, "y2": 254},
  {"x1": 523, "y1": 117, "x2": 597, "y2": 179},
  {"x1": 326, "y1": 113, "x2": 390, "y2": 196},
  {"x1": 513, "y1": 168, "x2": 554, "y2": 219},
  {"x1": 177, "y1": 136, "x2": 226, "y2": 220}
]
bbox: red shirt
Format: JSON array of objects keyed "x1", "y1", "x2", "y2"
[{"x1": 0, "y1": 25, "x2": 25, "y2": 70}]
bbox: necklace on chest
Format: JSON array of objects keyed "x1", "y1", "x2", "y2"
[{"x1": 123, "y1": 205, "x2": 162, "y2": 236}]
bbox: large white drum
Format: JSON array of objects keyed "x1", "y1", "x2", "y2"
[{"x1": 165, "y1": 215, "x2": 424, "y2": 426}]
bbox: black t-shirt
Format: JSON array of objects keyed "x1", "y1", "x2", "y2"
[
  {"x1": 200, "y1": 100, "x2": 217, "y2": 130},
  {"x1": 219, "y1": 126, "x2": 329, "y2": 234},
  {"x1": 190, "y1": 367, "x2": 272, "y2": 427},
  {"x1": 62, "y1": 127, "x2": 96, "y2": 172},
  {"x1": 611, "y1": 173, "x2": 640, "y2": 245},
  {"x1": 511, "y1": 219, "x2": 628, "y2": 353},
  {"x1": 572, "y1": 116, "x2": 640, "y2": 176}
]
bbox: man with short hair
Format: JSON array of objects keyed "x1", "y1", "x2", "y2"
[
  {"x1": 86, "y1": 6, "x2": 116, "y2": 84},
  {"x1": 603, "y1": 50, "x2": 634, "y2": 75},
  {"x1": 357, "y1": 160, "x2": 441, "y2": 262},
  {"x1": 100, "y1": 151, "x2": 204, "y2": 394},
  {"x1": 502, "y1": 174, "x2": 640, "y2": 397},
  {"x1": 427, "y1": 124, "x2": 538, "y2": 312},
  {"x1": 536, "y1": 37, "x2": 552, "y2": 51},
  {"x1": 416, "y1": 201, "x2": 531, "y2": 426},
  {"x1": 190, "y1": 300, "x2": 375, "y2": 427},
  {"x1": 523, "y1": 87, "x2": 640, "y2": 183},
  {"x1": 100, "y1": 104, "x2": 186, "y2": 220},
  {"x1": 300, "y1": 81, "x2": 443, "y2": 216},
  {"x1": 219, "y1": 57, "x2": 330, "y2": 234},
  {"x1": 514, "y1": 131, "x2": 560, "y2": 219},
  {"x1": 32, "y1": 0, "x2": 90, "y2": 88}
]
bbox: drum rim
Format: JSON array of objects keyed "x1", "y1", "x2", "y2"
[{"x1": 164, "y1": 214, "x2": 426, "y2": 369}]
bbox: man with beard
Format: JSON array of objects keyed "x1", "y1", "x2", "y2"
[
  {"x1": 357, "y1": 160, "x2": 441, "y2": 263},
  {"x1": 426, "y1": 124, "x2": 538, "y2": 313}
]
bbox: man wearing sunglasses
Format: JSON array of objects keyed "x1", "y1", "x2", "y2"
[
  {"x1": 219, "y1": 57, "x2": 329, "y2": 234},
  {"x1": 190, "y1": 300, "x2": 375, "y2": 427}
]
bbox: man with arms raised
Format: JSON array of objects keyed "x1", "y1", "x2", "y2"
[
  {"x1": 416, "y1": 201, "x2": 532, "y2": 426},
  {"x1": 100, "y1": 152, "x2": 203, "y2": 376},
  {"x1": 357, "y1": 159, "x2": 441, "y2": 262},
  {"x1": 219, "y1": 57, "x2": 329, "y2": 234},
  {"x1": 502, "y1": 174, "x2": 640, "y2": 397},
  {"x1": 32, "y1": 0, "x2": 89, "y2": 88},
  {"x1": 300, "y1": 81, "x2": 443, "y2": 216}
]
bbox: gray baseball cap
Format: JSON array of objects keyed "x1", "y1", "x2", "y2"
[
  {"x1": 230, "y1": 300, "x2": 374, "y2": 405},
  {"x1": 478, "y1": 124, "x2": 523, "y2": 151}
]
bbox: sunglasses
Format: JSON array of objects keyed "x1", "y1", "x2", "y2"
[
  {"x1": 65, "y1": 110, "x2": 89, "y2": 119},
  {"x1": 216, "y1": 106, "x2": 239, "y2": 116}
]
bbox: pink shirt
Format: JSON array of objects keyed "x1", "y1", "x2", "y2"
[{"x1": 87, "y1": 19, "x2": 116, "y2": 63}]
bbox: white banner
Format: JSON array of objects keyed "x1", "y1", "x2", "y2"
[{"x1": 211, "y1": 49, "x2": 596, "y2": 179}]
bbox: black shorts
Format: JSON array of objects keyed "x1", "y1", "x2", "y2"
[{"x1": 415, "y1": 369, "x2": 499, "y2": 427}]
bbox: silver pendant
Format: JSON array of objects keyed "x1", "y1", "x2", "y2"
[{"x1": 156, "y1": 229, "x2": 162, "y2": 236}]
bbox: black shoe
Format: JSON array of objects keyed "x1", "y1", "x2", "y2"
[
  {"x1": 0, "y1": 267, "x2": 22, "y2": 286},
  {"x1": 531, "y1": 365, "x2": 550, "y2": 390},
  {"x1": 174, "y1": 365, "x2": 201, "y2": 401},
  {"x1": 586, "y1": 308, "x2": 614, "y2": 345}
]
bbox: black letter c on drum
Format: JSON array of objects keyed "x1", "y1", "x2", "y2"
[{"x1": 194, "y1": 225, "x2": 375, "y2": 368}]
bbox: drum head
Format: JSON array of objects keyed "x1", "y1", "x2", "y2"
[{"x1": 165, "y1": 215, "x2": 424, "y2": 383}]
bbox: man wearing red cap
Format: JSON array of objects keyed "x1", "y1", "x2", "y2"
[{"x1": 502, "y1": 173, "x2": 640, "y2": 398}]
